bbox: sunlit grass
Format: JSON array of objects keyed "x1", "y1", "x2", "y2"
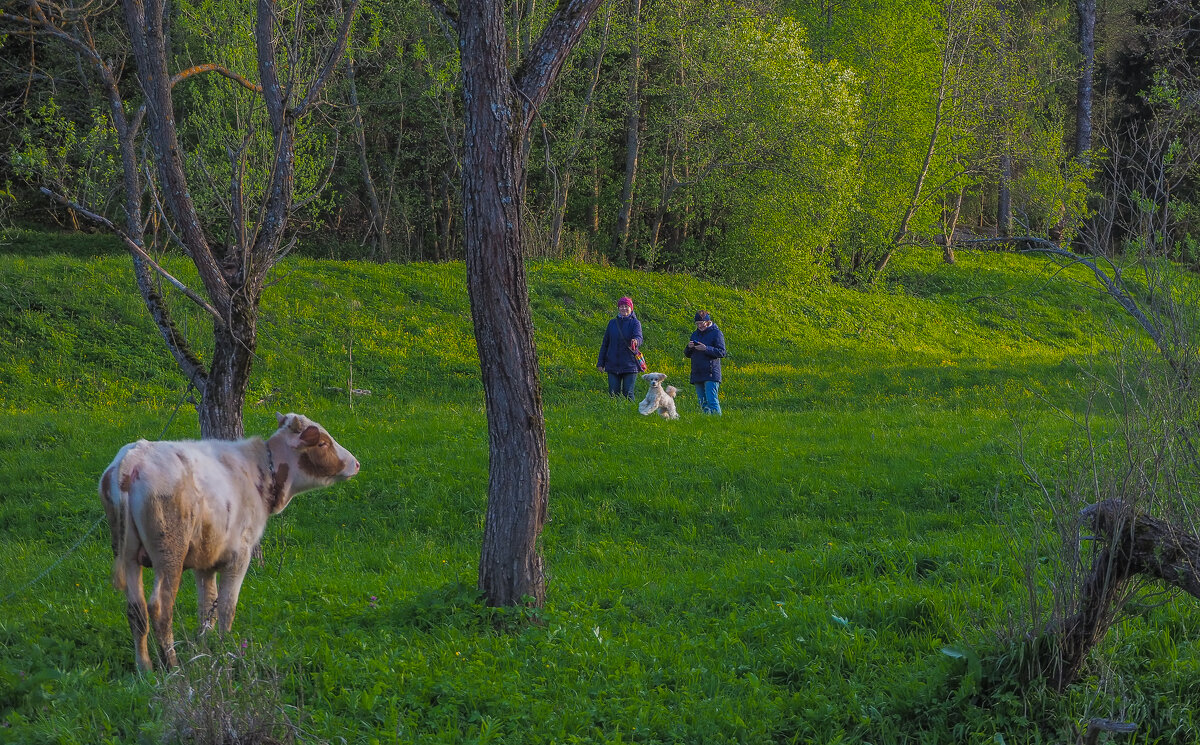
[{"x1": 2, "y1": 236, "x2": 1196, "y2": 743}]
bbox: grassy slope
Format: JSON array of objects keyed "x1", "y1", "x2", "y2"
[{"x1": 1, "y1": 232, "x2": 1195, "y2": 743}]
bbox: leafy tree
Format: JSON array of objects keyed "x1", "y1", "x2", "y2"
[{"x1": 672, "y1": 16, "x2": 862, "y2": 287}]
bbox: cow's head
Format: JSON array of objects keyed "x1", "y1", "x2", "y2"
[{"x1": 269, "y1": 413, "x2": 360, "y2": 508}]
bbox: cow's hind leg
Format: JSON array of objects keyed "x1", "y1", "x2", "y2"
[
  {"x1": 196, "y1": 569, "x2": 218, "y2": 632},
  {"x1": 147, "y1": 559, "x2": 185, "y2": 669},
  {"x1": 122, "y1": 561, "x2": 153, "y2": 672}
]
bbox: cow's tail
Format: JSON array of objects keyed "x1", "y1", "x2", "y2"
[
  {"x1": 99, "y1": 459, "x2": 125, "y2": 592},
  {"x1": 107, "y1": 442, "x2": 149, "y2": 591}
]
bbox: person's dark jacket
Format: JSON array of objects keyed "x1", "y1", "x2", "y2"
[
  {"x1": 598, "y1": 314, "x2": 644, "y2": 374},
  {"x1": 684, "y1": 323, "x2": 726, "y2": 383}
]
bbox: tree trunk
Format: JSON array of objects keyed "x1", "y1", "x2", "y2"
[
  {"x1": 998, "y1": 151, "x2": 1013, "y2": 238},
  {"x1": 198, "y1": 309, "x2": 258, "y2": 440},
  {"x1": 590, "y1": 157, "x2": 600, "y2": 236},
  {"x1": 1029, "y1": 499, "x2": 1200, "y2": 691},
  {"x1": 612, "y1": 0, "x2": 642, "y2": 265},
  {"x1": 1075, "y1": 0, "x2": 1096, "y2": 161},
  {"x1": 549, "y1": 170, "x2": 571, "y2": 255},
  {"x1": 460, "y1": 0, "x2": 550, "y2": 608},
  {"x1": 943, "y1": 185, "x2": 964, "y2": 264},
  {"x1": 458, "y1": 0, "x2": 605, "y2": 607},
  {"x1": 347, "y1": 57, "x2": 390, "y2": 261}
]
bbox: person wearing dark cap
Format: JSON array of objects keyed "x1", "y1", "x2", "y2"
[
  {"x1": 597, "y1": 296, "x2": 644, "y2": 400},
  {"x1": 684, "y1": 310, "x2": 726, "y2": 414}
]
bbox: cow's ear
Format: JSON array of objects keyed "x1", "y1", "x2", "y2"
[
  {"x1": 276, "y1": 412, "x2": 288, "y2": 429},
  {"x1": 299, "y1": 425, "x2": 322, "y2": 446}
]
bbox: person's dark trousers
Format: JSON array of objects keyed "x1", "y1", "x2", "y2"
[{"x1": 608, "y1": 372, "x2": 636, "y2": 399}]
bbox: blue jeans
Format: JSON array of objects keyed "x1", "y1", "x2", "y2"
[
  {"x1": 695, "y1": 381, "x2": 721, "y2": 414},
  {"x1": 608, "y1": 372, "x2": 636, "y2": 400}
]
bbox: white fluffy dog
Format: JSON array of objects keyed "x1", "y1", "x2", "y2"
[{"x1": 638, "y1": 372, "x2": 679, "y2": 419}]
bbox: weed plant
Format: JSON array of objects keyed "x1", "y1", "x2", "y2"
[{"x1": 2, "y1": 239, "x2": 1197, "y2": 743}]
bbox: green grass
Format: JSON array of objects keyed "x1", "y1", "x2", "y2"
[{"x1": 2, "y1": 237, "x2": 1197, "y2": 743}]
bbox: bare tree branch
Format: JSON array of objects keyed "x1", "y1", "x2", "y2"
[
  {"x1": 513, "y1": 0, "x2": 607, "y2": 135},
  {"x1": 292, "y1": 0, "x2": 360, "y2": 119},
  {"x1": 40, "y1": 188, "x2": 225, "y2": 324},
  {"x1": 130, "y1": 62, "x2": 265, "y2": 138}
]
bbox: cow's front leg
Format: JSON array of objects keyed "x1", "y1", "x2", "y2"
[
  {"x1": 215, "y1": 553, "x2": 252, "y2": 633},
  {"x1": 196, "y1": 569, "x2": 218, "y2": 632}
]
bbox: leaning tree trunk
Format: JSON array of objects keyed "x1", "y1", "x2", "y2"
[
  {"x1": 1029, "y1": 499, "x2": 1200, "y2": 691},
  {"x1": 460, "y1": 0, "x2": 550, "y2": 607},
  {"x1": 873, "y1": 2, "x2": 957, "y2": 275}
]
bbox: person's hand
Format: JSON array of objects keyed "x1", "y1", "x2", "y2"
[
  {"x1": 597, "y1": 364, "x2": 604, "y2": 372},
  {"x1": 694, "y1": 343, "x2": 707, "y2": 351},
  {"x1": 630, "y1": 339, "x2": 639, "y2": 351}
]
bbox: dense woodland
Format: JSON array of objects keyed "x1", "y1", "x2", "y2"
[{"x1": 1, "y1": 0, "x2": 1197, "y2": 287}]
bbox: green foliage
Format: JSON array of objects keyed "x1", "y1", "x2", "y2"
[
  {"x1": 1011, "y1": 131, "x2": 1095, "y2": 240},
  {"x1": 8, "y1": 99, "x2": 122, "y2": 218},
  {"x1": 4, "y1": 239, "x2": 1197, "y2": 742},
  {"x1": 791, "y1": 0, "x2": 945, "y2": 264},
  {"x1": 683, "y1": 19, "x2": 861, "y2": 288}
]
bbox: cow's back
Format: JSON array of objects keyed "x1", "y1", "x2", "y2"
[{"x1": 118, "y1": 439, "x2": 270, "y2": 572}]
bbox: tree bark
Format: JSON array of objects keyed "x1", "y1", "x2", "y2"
[
  {"x1": 1032, "y1": 499, "x2": 1200, "y2": 691},
  {"x1": 612, "y1": 0, "x2": 642, "y2": 267},
  {"x1": 1075, "y1": 0, "x2": 1096, "y2": 161},
  {"x1": 459, "y1": 0, "x2": 605, "y2": 607},
  {"x1": 459, "y1": 0, "x2": 550, "y2": 608}
]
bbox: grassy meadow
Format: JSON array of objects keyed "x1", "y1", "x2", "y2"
[{"x1": 2, "y1": 231, "x2": 1198, "y2": 744}]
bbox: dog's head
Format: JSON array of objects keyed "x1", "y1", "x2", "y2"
[{"x1": 642, "y1": 372, "x2": 667, "y2": 389}]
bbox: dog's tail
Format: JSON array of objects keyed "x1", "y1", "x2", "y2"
[{"x1": 666, "y1": 385, "x2": 677, "y2": 399}]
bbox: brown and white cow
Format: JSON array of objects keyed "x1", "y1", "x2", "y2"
[{"x1": 98, "y1": 412, "x2": 359, "y2": 671}]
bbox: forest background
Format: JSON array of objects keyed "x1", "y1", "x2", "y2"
[{"x1": 1, "y1": 0, "x2": 1197, "y2": 285}]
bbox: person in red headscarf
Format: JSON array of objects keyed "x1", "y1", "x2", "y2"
[{"x1": 597, "y1": 296, "x2": 644, "y2": 399}]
